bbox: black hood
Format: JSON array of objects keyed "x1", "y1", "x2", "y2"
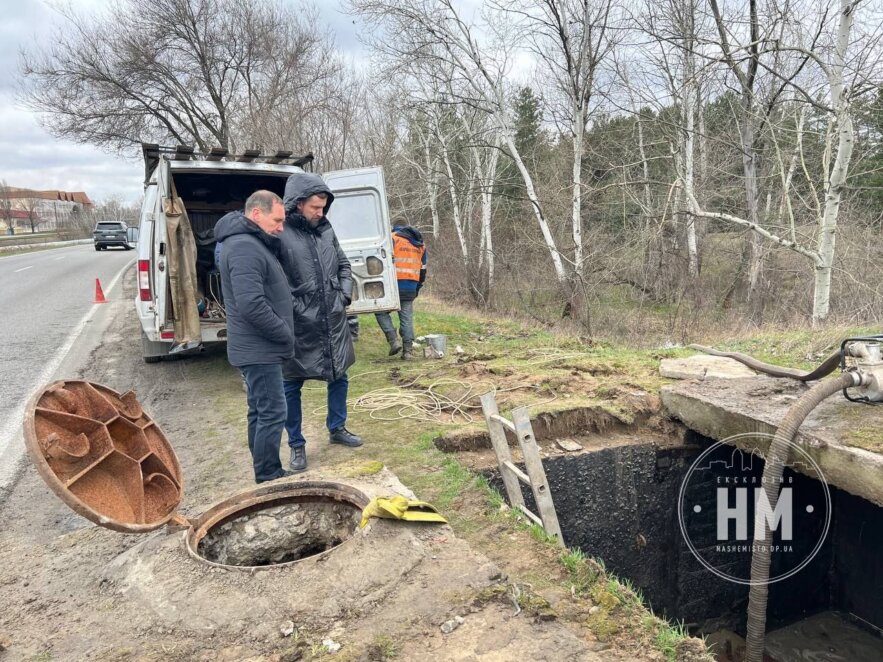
[
  {"x1": 214, "y1": 210, "x2": 280, "y2": 250},
  {"x1": 283, "y1": 173, "x2": 335, "y2": 215},
  {"x1": 393, "y1": 225, "x2": 424, "y2": 247}
]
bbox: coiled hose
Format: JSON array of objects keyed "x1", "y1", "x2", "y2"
[
  {"x1": 744, "y1": 372, "x2": 857, "y2": 662},
  {"x1": 688, "y1": 344, "x2": 840, "y2": 381}
]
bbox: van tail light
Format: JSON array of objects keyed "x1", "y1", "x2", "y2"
[{"x1": 138, "y1": 260, "x2": 152, "y2": 302}]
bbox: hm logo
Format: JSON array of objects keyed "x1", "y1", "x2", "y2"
[{"x1": 717, "y1": 487, "x2": 793, "y2": 541}]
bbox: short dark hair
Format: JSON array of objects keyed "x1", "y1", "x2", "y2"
[
  {"x1": 245, "y1": 190, "x2": 282, "y2": 215},
  {"x1": 297, "y1": 192, "x2": 328, "y2": 208}
]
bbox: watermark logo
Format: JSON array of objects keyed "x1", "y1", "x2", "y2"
[{"x1": 677, "y1": 433, "x2": 831, "y2": 585}]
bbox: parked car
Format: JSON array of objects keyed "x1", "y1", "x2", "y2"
[
  {"x1": 93, "y1": 221, "x2": 134, "y2": 251},
  {"x1": 136, "y1": 144, "x2": 400, "y2": 363}
]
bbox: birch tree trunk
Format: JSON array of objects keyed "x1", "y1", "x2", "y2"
[
  {"x1": 682, "y1": 43, "x2": 699, "y2": 279},
  {"x1": 742, "y1": 116, "x2": 766, "y2": 316},
  {"x1": 423, "y1": 137, "x2": 441, "y2": 238},
  {"x1": 435, "y1": 123, "x2": 469, "y2": 268},
  {"x1": 812, "y1": 0, "x2": 858, "y2": 325},
  {"x1": 501, "y1": 129, "x2": 568, "y2": 283},
  {"x1": 637, "y1": 115, "x2": 652, "y2": 219},
  {"x1": 708, "y1": 0, "x2": 766, "y2": 316},
  {"x1": 479, "y1": 134, "x2": 501, "y2": 294},
  {"x1": 572, "y1": 104, "x2": 585, "y2": 279}
]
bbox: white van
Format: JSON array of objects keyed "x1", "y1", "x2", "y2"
[{"x1": 136, "y1": 144, "x2": 400, "y2": 363}]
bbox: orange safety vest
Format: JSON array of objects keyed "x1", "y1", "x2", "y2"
[{"x1": 393, "y1": 233, "x2": 425, "y2": 282}]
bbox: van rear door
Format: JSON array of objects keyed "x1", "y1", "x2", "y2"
[
  {"x1": 152, "y1": 158, "x2": 171, "y2": 335},
  {"x1": 323, "y1": 167, "x2": 399, "y2": 314}
]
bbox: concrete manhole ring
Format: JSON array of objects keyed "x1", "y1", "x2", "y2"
[{"x1": 185, "y1": 480, "x2": 370, "y2": 571}]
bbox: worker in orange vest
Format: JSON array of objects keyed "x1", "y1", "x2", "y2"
[{"x1": 376, "y1": 226, "x2": 427, "y2": 360}]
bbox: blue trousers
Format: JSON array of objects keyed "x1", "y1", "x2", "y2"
[
  {"x1": 284, "y1": 373, "x2": 349, "y2": 448},
  {"x1": 239, "y1": 363, "x2": 286, "y2": 483}
]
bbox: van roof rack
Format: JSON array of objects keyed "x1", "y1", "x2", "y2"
[{"x1": 141, "y1": 143, "x2": 314, "y2": 182}]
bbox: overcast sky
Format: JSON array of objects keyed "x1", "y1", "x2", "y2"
[{"x1": 0, "y1": 0, "x2": 366, "y2": 204}]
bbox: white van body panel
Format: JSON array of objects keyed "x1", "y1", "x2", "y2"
[
  {"x1": 134, "y1": 181, "x2": 159, "y2": 341},
  {"x1": 324, "y1": 166, "x2": 399, "y2": 315}
]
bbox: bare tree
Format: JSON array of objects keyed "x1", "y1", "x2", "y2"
[
  {"x1": 94, "y1": 196, "x2": 141, "y2": 227},
  {"x1": 352, "y1": 0, "x2": 570, "y2": 287},
  {"x1": 503, "y1": 0, "x2": 620, "y2": 285},
  {"x1": 406, "y1": 114, "x2": 443, "y2": 238},
  {"x1": 0, "y1": 181, "x2": 14, "y2": 234},
  {"x1": 21, "y1": 198, "x2": 44, "y2": 234},
  {"x1": 686, "y1": 0, "x2": 876, "y2": 325},
  {"x1": 642, "y1": 0, "x2": 707, "y2": 281},
  {"x1": 407, "y1": 62, "x2": 502, "y2": 303},
  {"x1": 21, "y1": 0, "x2": 342, "y2": 158}
]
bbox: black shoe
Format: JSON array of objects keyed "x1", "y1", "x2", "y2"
[
  {"x1": 329, "y1": 427, "x2": 363, "y2": 447},
  {"x1": 256, "y1": 469, "x2": 295, "y2": 484},
  {"x1": 289, "y1": 446, "x2": 307, "y2": 473}
]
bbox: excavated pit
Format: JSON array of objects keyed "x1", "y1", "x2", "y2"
[
  {"x1": 441, "y1": 421, "x2": 883, "y2": 659},
  {"x1": 197, "y1": 497, "x2": 362, "y2": 567}
]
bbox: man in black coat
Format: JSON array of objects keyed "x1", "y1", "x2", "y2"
[
  {"x1": 216, "y1": 190, "x2": 295, "y2": 483},
  {"x1": 280, "y1": 173, "x2": 362, "y2": 474}
]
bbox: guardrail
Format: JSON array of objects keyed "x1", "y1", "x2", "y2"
[{"x1": 0, "y1": 238, "x2": 92, "y2": 253}]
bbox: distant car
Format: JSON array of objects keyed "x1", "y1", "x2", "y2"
[{"x1": 93, "y1": 221, "x2": 133, "y2": 251}]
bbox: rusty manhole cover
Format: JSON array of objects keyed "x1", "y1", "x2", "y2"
[{"x1": 23, "y1": 380, "x2": 183, "y2": 532}]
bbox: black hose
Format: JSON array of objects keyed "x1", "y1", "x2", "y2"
[
  {"x1": 688, "y1": 344, "x2": 840, "y2": 381},
  {"x1": 743, "y1": 373, "x2": 856, "y2": 662}
]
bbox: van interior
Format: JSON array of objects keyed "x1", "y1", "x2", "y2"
[{"x1": 170, "y1": 170, "x2": 291, "y2": 319}]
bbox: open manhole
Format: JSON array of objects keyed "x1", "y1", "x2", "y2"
[
  {"x1": 23, "y1": 380, "x2": 369, "y2": 571},
  {"x1": 186, "y1": 483, "x2": 368, "y2": 570}
]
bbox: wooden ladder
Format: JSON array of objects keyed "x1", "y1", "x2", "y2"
[{"x1": 479, "y1": 392, "x2": 563, "y2": 546}]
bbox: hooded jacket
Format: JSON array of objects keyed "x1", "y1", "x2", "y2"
[
  {"x1": 392, "y1": 225, "x2": 427, "y2": 301},
  {"x1": 279, "y1": 173, "x2": 355, "y2": 382},
  {"x1": 215, "y1": 210, "x2": 294, "y2": 367}
]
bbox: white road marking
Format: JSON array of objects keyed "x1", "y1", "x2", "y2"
[
  {"x1": 0, "y1": 258, "x2": 136, "y2": 494},
  {"x1": 13, "y1": 266, "x2": 33, "y2": 273},
  {"x1": 54, "y1": 256, "x2": 66, "y2": 261}
]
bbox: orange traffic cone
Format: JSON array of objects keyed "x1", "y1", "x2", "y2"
[{"x1": 94, "y1": 278, "x2": 108, "y2": 304}]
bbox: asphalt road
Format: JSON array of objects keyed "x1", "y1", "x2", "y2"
[{"x1": 0, "y1": 243, "x2": 135, "y2": 495}]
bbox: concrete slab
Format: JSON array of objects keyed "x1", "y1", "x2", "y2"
[
  {"x1": 660, "y1": 354, "x2": 757, "y2": 380},
  {"x1": 661, "y1": 376, "x2": 883, "y2": 507}
]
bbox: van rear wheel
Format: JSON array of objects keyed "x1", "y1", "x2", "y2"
[{"x1": 141, "y1": 330, "x2": 169, "y2": 363}]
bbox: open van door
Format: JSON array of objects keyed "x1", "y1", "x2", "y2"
[
  {"x1": 324, "y1": 167, "x2": 399, "y2": 315},
  {"x1": 152, "y1": 158, "x2": 172, "y2": 336}
]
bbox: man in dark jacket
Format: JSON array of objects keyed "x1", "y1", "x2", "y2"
[
  {"x1": 280, "y1": 173, "x2": 362, "y2": 474},
  {"x1": 216, "y1": 190, "x2": 295, "y2": 484},
  {"x1": 375, "y1": 226, "x2": 427, "y2": 360}
]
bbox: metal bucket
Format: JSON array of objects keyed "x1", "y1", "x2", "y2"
[{"x1": 424, "y1": 334, "x2": 447, "y2": 359}]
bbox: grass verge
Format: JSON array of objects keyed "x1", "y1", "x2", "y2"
[{"x1": 204, "y1": 295, "x2": 876, "y2": 660}]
